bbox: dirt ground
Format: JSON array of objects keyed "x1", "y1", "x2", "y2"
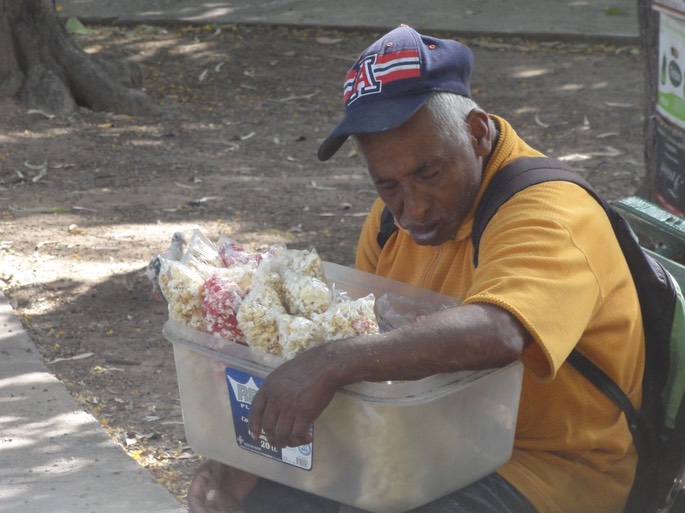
[{"x1": 0, "y1": 22, "x2": 645, "y2": 506}]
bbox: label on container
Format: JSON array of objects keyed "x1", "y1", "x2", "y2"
[{"x1": 225, "y1": 367, "x2": 313, "y2": 470}]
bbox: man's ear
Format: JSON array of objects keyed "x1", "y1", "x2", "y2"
[{"x1": 466, "y1": 109, "x2": 494, "y2": 157}]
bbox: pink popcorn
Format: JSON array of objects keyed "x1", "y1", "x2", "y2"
[
  {"x1": 219, "y1": 241, "x2": 262, "y2": 269},
  {"x1": 201, "y1": 274, "x2": 246, "y2": 342}
]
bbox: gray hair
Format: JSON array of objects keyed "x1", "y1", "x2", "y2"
[
  {"x1": 424, "y1": 92, "x2": 484, "y2": 152},
  {"x1": 351, "y1": 92, "x2": 492, "y2": 154}
]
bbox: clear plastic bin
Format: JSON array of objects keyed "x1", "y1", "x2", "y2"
[{"x1": 164, "y1": 262, "x2": 523, "y2": 513}]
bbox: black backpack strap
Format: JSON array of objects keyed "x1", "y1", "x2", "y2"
[
  {"x1": 566, "y1": 350, "x2": 643, "y2": 453},
  {"x1": 472, "y1": 157, "x2": 595, "y2": 267},
  {"x1": 377, "y1": 206, "x2": 397, "y2": 249}
]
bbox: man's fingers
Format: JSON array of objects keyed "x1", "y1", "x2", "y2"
[
  {"x1": 292, "y1": 416, "x2": 314, "y2": 446},
  {"x1": 272, "y1": 413, "x2": 296, "y2": 448},
  {"x1": 247, "y1": 390, "x2": 266, "y2": 439},
  {"x1": 258, "y1": 397, "x2": 283, "y2": 444}
]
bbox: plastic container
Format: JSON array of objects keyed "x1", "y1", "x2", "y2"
[{"x1": 164, "y1": 262, "x2": 523, "y2": 513}]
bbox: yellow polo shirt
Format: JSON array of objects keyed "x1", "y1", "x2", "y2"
[{"x1": 355, "y1": 115, "x2": 642, "y2": 513}]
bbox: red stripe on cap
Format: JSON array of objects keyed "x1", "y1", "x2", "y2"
[
  {"x1": 381, "y1": 67, "x2": 421, "y2": 83},
  {"x1": 375, "y1": 49, "x2": 419, "y2": 64}
]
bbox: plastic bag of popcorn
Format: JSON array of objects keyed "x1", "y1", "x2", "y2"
[
  {"x1": 313, "y1": 294, "x2": 379, "y2": 341},
  {"x1": 250, "y1": 256, "x2": 285, "y2": 296},
  {"x1": 269, "y1": 245, "x2": 326, "y2": 280},
  {"x1": 237, "y1": 283, "x2": 287, "y2": 356},
  {"x1": 282, "y1": 269, "x2": 332, "y2": 317},
  {"x1": 374, "y1": 291, "x2": 460, "y2": 332},
  {"x1": 159, "y1": 259, "x2": 204, "y2": 330},
  {"x1": 217, "y1": 236, "x2": 263, "y2": 269},
  {"x1": 181, "y1": 228, "x2": 224, "y2": 268},
  {"x1": 201, "y1": 274, "x2": 246, "y2": 344},
  {"x1": 213, "y1": 264, "x2": 257, "y2": 293},
  {"x1": 278, "y1": 315, "x2": 325, "y2": 360}
]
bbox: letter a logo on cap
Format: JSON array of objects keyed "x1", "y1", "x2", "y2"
[{"x1": 345, "y1": 55, "x2": 381, "y2": 105}]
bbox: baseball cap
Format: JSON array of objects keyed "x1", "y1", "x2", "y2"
[{"x1": 317, "y1": 25, "x2": 474, "y2": 161}]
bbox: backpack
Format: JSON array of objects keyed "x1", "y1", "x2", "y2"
[{"x1": 377, "y1": 157, "x2": 685, "y2": 513}]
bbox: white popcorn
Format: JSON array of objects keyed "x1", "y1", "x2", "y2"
[
  {"x1": 279, "y1": 315, "x2": 325, "y2": 360},
  {"x1": 159, "y1": 259, "x2": 204, "y2": 330},
  {"x1": 313, "y1": 294, "x2": 379, "y2": 341},
  {"x1": 213, "y1": 265, "x2": 256, "y2": 293},
  {"x1": 237, "y1": 283, "x2": 287, "y2": 356},
  {"x1": 282, "y1": 269, "x2": 332, "y2": 317},
  {"x1": 251, "y1": 258, "x2": 285, "y2": 296},
  {"x1": 269, "y1": 246, "x2": 326, "y2": 280}
]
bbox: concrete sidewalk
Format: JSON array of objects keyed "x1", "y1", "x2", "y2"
[
  {"x1": 0, "y1": 292, "x2": 186, "y2": 513},
  {"x1": 59, "y1": 0, "x2": 640, "y2": 44}
]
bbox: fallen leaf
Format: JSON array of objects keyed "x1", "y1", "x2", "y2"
[
  {"x1": 310, "y1": 181, "x2": 335, "y2": 190},
  {"x1": 174, "y1": 182, "x2": 199, "y2": 190},
  {"x1": 72, "y1": 205, "x2": 98, "y2": 213},
  {"x1": 26, "y1": 109, "x2": 55, "y2": 119},
  {"x1": 32, "y1": 170, "x2": 47, "y2": 183},
  {"x1": 274, "y1": 91, "x2": 318, "y2": 102},
  {"x1": 65, "y1": 17, "x2": 95, "y2": 35},
  {"x1": 316, "y1": 36, "x2": 343, "y2": 45},
  {"x1": 534, "y1": 115, "x2": 550, "y2": 128},
  {"x1": 47, "y1": 352, "x2": 95, "y2": 364},
  {"x1": 24, "y1": 160, "x2": 47, "y2": 170}
]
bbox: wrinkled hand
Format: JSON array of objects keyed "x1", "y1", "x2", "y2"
[
  {"x1": 248, "y1": 344, "x2": 343, "y2": 448},
  {"x1": 187, "y1": 459, "x2": 259, "y2": 513}
]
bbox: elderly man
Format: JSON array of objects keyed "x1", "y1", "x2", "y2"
[{"x1": 188, "y1": 25, "x2": 642, "y2": 513}]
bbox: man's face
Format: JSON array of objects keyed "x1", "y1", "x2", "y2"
[{"x1": 357, "y1": 107, "x2": 484, "y2": 246}]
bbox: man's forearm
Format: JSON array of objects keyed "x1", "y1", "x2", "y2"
[{"x1": 325, "y1": 302, "x2": 531, "y2": 385}]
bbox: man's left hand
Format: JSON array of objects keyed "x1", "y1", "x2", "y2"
[{"x1": 247, "y1": 343, "x2": 344, "y2": 448}]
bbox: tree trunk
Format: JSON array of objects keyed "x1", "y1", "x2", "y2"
[
  {"x1": 639, "y1": 0, "x2": 660, "y2": 200},
  {"x1": 0, "y1": 0, "x2": 158, "y2": 116}
]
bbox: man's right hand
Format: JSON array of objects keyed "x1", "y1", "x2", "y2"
[{"x1": 187, "y1": 459, "x2": 259, "y2": 513}]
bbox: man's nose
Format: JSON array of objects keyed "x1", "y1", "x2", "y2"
[{"x1": 400, "y1": 190, "x2": 431, "y2": 224}]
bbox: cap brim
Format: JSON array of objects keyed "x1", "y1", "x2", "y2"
[{"x1": 317, "y1": 92, "x2": 431, "y2": 161}]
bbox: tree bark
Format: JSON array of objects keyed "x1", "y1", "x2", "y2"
[
  {"x1": 639, "y1": 0, "x2": 660, "y2": 200},
  {"x1": 0, "y1": 0, "x2": 158, "y2": 116}
]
